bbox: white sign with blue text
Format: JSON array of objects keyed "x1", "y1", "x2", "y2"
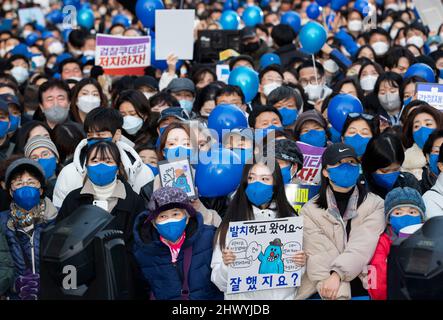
[
  {"x1": 226, "y1": 217, "x2": 303, "y2": 294},
  {"x1": 417, "y1": 83, "x2": 443, "y2": 111}
]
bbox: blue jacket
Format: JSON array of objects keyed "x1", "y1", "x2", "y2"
[{"x1": 132, "y1": 211, "x2": 223, "y2": 300}]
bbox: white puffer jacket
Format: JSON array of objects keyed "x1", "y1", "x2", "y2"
[{"x1": 52, "y1": 139, "x2": 154, "y2": 208}]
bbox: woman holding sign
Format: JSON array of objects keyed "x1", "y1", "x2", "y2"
[
  {"x1": 296, "y1": 143, "x2": 385, "y2": 300},
  {"x1": 211, "y1": 160, "x2": 306, "y2": 300}
]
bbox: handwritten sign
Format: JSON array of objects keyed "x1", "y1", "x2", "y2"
[
  {"x1": 416, "y1": 83, "x2": 443, "y2": 111},
  {"x1": 95, "y1": 34, "x2": 151, "y2": 76},
  {"x1": 295, "y1": 142, "x2": 325, "y2": 185},
  {"x1": 158, "y1": 159, "x2": 197, "y2": 199},
  {"x1": 226, "y1": 217, "x2": 303, "y2": 294},
  {"x1": 285, "y1": 184, "x2": 320, "y2": 215}
]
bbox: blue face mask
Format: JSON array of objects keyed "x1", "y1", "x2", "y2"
[
  {"x1": 164, "y1": 146, "x2": 192, "y2": 161},
  {"x1": 87, "y1": 137, "x2": 112, "y2": 147},
  {"x1": 232, "y1": 148, "x2": 253, "y2": 164},
  {"x1": 430, "y1": 153, "x2": 440, "y2": 176},
  {"x1": 281, "y1": 165, "x2": 293, "y2": 184},
  {"x1": 156, "y1": 216, "x2": 187, "y2": 242},
  {"x1": 300, "y1": 129, "x2": 326, "y2": 147},
  {"x1": 413, "y1": 126, "x2": 435, "y2": 150},
  {"x1": 344, "y1": 134, "x2": 371, "y2": 157},
  {"x1": 328, "y1": 126, "x2": 342, "y2": 143},
  {"x1": 146, "y1": 163, "x2": 159, "y2": 176},
  {"x1": 13, "y1": 186, "x2": 41, "y2": 211},
  {"x1": 38, "y1": 157, "x2": 57, "y2": 179},
  {"x1": 390, "y1": 215, "x2": 422, "y2": 234},
  {"x1": 403, "y1": 96, "x2": 412, "y2": 107},
  {"x1": 8, "y1": 114, "x2": 20, "y2": 133},
  {"x1": 179, "y1": 100, "x2": 193, "y2": 114},
  {"x1": 86, "y1": 163, "x2": 118, "y2": 186},
  {"x1": 439, "y1": 69, "x2": 443, "y2": 80},
  {"x1": 372, "y1": 171, "x2": 400, "y2": 190},
  {"x1": 327, "y1": 163, "x2": 360, "y2": 188},
  {"x1": 245, "y1": 181, "x2": 274, "y2": 207},
  {"x1": 0, "y1": 120, "x2": 9, "y2": 138},
  {"x1": 279, "y1": 108, "x2": 298, "y2": 127}
]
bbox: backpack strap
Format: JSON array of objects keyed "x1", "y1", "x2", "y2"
[{"x1": 181, "y1": 245, "x2": 193, "y2": 300}]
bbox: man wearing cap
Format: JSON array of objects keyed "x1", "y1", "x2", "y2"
[
  {"x1": 297, "y1": 143, "x2": 385, "y2": 300},
  {"x1": 293, "y1": 110, "x2": 329, "y2": 148},
  {"x1": 166, "y1": 78, "x2": 197, "y2": 118},
  {"x1": 0, "y1": 99, "x2": 13, "y2": 161},
  {"x1": 272, "y1": 138, "x2": 304, "y2": 185},
  {"x1": 240, "y1": 26, "x2": 271, "y2": 69}
]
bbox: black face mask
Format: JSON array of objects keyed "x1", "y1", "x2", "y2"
[{"x1": 243, "y1": 41, "x2": 260, "y2": 53}]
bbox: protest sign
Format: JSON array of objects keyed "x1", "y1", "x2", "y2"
[
  {"x1": 226, "y1": 217, "x2": 303, "y2": 294},
  {"x1": 95, "y1": 34, "x2": 151, "y2": 76},
  {"x1": 158, "y1": 159, "x2": 197, "y2": 200},
  {"x1": 413, "y1": 0, "x2": 443, "y2": 33},
  {"x1": 155, "y1": 9, "x2": 195, "y2": 60},
  {"x1": 295, "y1": 142, "x2": 325, "y2": 185},
  {"x1": 18, "y1": 7, "x2": 46, "y2": 27},
  {"x1": 285, "y1": 184, "x2": 321, "y2": 215},
  {"x1": 216, "y1": 64, "x2": 230, "y2": 83},
  {"x1": 416, "y1": 83, "x2": 443, "y2": 111}
]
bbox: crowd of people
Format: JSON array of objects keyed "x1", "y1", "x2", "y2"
[{"x1": 0, "y1": 0, "x2": 443, "y2": 301}]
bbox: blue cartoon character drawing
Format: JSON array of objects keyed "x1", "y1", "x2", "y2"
[
  {"x1": 247, "y1": 238, "x2": 284, "y2": 274},
  {"x1": 172, "y1": 168, "x2": 191, "y2": 193}
]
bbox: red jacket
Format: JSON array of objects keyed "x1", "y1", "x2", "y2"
[{"x1": 368, "y1": 228, "x2": 396, "y2": 300}]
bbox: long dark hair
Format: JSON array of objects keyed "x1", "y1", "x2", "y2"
[{"x1": 216, "y1": 160, "x2": 296, "y2": 249}]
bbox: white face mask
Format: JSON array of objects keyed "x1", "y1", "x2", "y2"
[
  {"x1": 5, "y1": 46, "x2": 14, "y2": 54},
  {"x1": 372, "y1": 41, "x2": 389, "y2": 56},
  {"x1": 399, "y1": 38, "x2": 407, "y2": 47},
  {"x1": 48, "y1": 41, "x2": 64, "y2": 55},
  {"x1": 348, "y1": 20, "x2": 362, "y2": 32},
  {"x1": 32, "y1": 55, "x2": 46, "y2": 68},
  {"x1": 22, "y1": 30, "x2": 33, "y2": 38},
  {"x1": 378, "y1": 92, "x2": 401, "y2": 112},
  {"x1": 44, "y1": 105, "x2": 69, "y2": 124},
  {"x1": 407, "y1": 35, "x2": 425, "y2": 48},
  {"x1": 263, "y1": 82, "x2": 281, "y2": 97},
  {"x1": 304, "y1": 83, "x2": 324, "y2": 101},
  {"x1": 430, "y1": 45, "x2": 439, "y2": 53},
  {"x1": 3, "y1": 3, "x2": 12, "y2": 11},
  {"x1": 123, "y1": 115, "x2": 144, "y2": 135},
  {"x1": 386, "y1": 3, "x2": 399, "y2": 11},
  {"x1": 323, "y1": 59, "x2": 339, "y2": 74},
  {"x1": 77, "y1": 95, "x2": 101, "y2": 114},
  {"x1": 11, "y1": 66, "x2": 29, "y2": 84},
  {"x1": 360, "y1": 75, "x2": 378, "y2": 91},
  {"x1": 99, "y1": 6, "x2": 107, "y2": 15},
  {"x1": 381, "y1": 22, "x2": 391, "y2": 31},
  {"x1": 83, "y1": 50, "x2": 95, "y2": 57},
  {"x1": 390, "y1": 29, "x2": 399, "y2": 40},
  {"x1": 143, "y1": 92, "x2": 155, "y2": 100}
]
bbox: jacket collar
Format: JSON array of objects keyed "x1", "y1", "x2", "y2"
[
  {"x1": 326, "y1": 186, "x2": 359, "y2": 222},
  {"x1": 80, "y1": 178, "x2": 126, "y2": 200}
]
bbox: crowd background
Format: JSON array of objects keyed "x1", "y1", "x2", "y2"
[{"x1": 0, "y1": 0, "x2": 442, "y2": 301}]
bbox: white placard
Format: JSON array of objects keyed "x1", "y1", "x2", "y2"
[
  {"x1": 216, "y1": 64, "x2": 231, "y2": 84},
  {"x1": 155, "y1": 9, "x2": 195, "y2": 60},
  {"x1": 413, "y1": 0, "x2": 443, "y2": 33},
  {"x1": 18, "y1": 7, "x2": 46, "y2": 27}
]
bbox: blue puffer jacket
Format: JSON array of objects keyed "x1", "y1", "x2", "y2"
[{"x1": 132, "y1": 211, "x2": 223, "y2": 300}]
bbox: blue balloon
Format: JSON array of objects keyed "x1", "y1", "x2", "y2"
[
  {"x1": 299, "y1": 21, "x2": 327, "y2": 54},
  {"x1": 77, "y1": 9, "x2": 94, "y2": 29},
  {"x1": 260, "y1": 53, "x2": 281, "y2": 68},
  {"x1": 331, "y1": 0, "x2": 349, "y2": 11},
  {"x1": 62, "y1": 28, "x2": 72, "y2": 42},
  {"x1": 150, "y1": 37, "x2": 168, "y2": 71},
  {"x1": 208, "y1": 104, "x2": 248, "y2": 142},
  {"x1": 195, "y1": 148, "x2": 244, "y2": 197},
  {"x1": 228, "y1": 66, "x2": 259, "y2": 103},
  {"x1": 112, "y1": 14, "x2": 131, "y2": 28},
  {"x1": 325, "y1": 14, "x2": 335, "y2": 31},
  {"x1": 354, "y1": 0, "x2": 370, "y2": 16},
  {"x1": 242, "y1": 5, "x2": 263, "y2": 27},
  {"x1": 26, "y1": 33, "x2": 40, "y2": 46},
  {"x1": 223, "y1": 0, "x2": 239, "y2": 11},
  {"x1": 281, "y1": 11, "x2": 301, "y2": 33},
  {"x1": 46, "y1": 9, "x2": 63, "y2": 24},
  {"x1": 136, "y1": 0, "x2": 165, "y2": 29},
  {"x1": 63, "y1": 0, "x2": 81, "y2": 9},
  {"x1": 80, "y1": 2, "x2": 92, "y2": 10},
  {"x1": 316, "y1": 0, "x2": 331, "y2": 6},
  {"x1": 327, "y1": 94, "x2": 363, "y2": 132},
  {"x1": 220, "y1": 10, "x2": 240, "y2": 30},
  {"x1": 404, "y1": 63, "x2": 436, "y2": 83},
  {"x1": 306, "y1": 3, "x2": 321, "y2": 19}
]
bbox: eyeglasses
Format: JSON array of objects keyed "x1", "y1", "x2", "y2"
[
  {"x1": 300, "y1": 78, "x2": 321, "y2": 87},
  {"x1": 11, "y1": 179, "x2": 40, "y2": 190},
  {"x1": 347, "y1": 113, "x2": 374, "y2": 121}
]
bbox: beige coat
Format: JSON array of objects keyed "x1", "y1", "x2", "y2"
[{"x1": 295, "y1": 189, "x2": 385, "y2": 300}]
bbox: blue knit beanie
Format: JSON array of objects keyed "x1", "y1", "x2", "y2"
[{"x1": 384, "y1": 187, "x2": 426, "y2": 220}]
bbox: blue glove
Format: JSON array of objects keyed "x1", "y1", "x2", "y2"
[{"x1": 15, "y1": 271, "x2": 39, "y2": 300}]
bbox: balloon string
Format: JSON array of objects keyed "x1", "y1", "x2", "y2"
[{"x1": 312, "y1": 54, "x2": 318, "y2": 85}]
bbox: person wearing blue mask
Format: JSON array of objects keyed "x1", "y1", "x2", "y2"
[
  {"x1": 341, "y1": 113, "x2": 379, "y2": 159},
  {"x1": 166, "y1": 78, "x2": 197, "y2": 119},
  {"x1": 267, "y1": 85, "x2": 303, "y2": 130},
  {"x1": 222, "y1": 128, "x2": 254, "y2": 165},
  {"x1": 421, "y1": 130, "x2": 443, "y2": 192},
  {"x1": 423, "y1": 146, "x2": 443, "y2": 219},
  {"x1": 136, "y1": 144, "x2": 159, "y2": 177},
  {"x1": 268, "y1": 138, "x2": 303, "y2": 185},
  {"x1": 0, "y1": 99, "x2": 13, "y2": 161},
  {"x1": 297, "y1": 143, "x2": 385, "y2": 300},
  {"x1": 248, "y1": 105, "x2": 284, "y2": 142},
  {"x1": 1, "y1": 158, "x2": 58, "y2": 300},
  {"x1": 402, "y1": 105, "x2": 442, "y2": 181},
  {"x1": 24, "y1": 136, "x2": 60, "y2": 201},
  {"x1": 132, "y1": 186, "x2": 223, "y2": 300},
  {"x1": 294, "y1": 110, "x2": 328, "y2": 148},
  {"x1": 211, "y1": 160, "x2": 306, "y2": 300},
  {"x1": 57, "y1": 141, "x2": 145, "y2": 243},
  {"x1": 362, "y1": 132, "x2": 422, "y2": 199},
  {"x1": 0, "y1": 93, "x2": 21, "y2": 136},
  {"x1": 368, "y1": 187, "x2": 426, "y2": 300}
]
